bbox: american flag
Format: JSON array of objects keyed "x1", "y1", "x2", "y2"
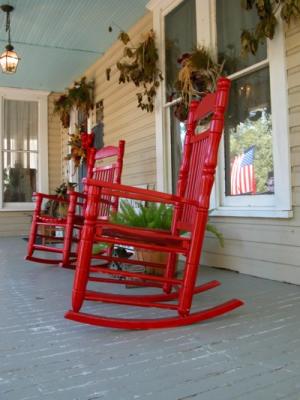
[{"x1": 230, "y1": 145, "x2": 256, "y2": 195}]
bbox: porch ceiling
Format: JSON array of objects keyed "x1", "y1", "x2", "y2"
[{"x1": 0, "y1": 0, "x2": 149, "y2": 92}]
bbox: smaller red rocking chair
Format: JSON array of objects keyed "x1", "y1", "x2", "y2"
[
  {"x1": 65, "y1": 78, "x2": 244, "y2": 330},
  {"x1": 25, "y1": 140, "x2": 125, "y2": 268}
]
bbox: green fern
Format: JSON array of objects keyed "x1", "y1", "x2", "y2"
[
  {"x1": 206, "y1": 223, "x2": 224, "y2": 247},
  {"x1": 110, "y1": 200, "x2": 224, "y2": 246},
  {"x1": 110, "y1": 200, "x2": 173, "y2": 230}
]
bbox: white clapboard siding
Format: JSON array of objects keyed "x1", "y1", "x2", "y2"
[
  {"x1": 81, "y1": 12, "x2": 156, "y2": 187},
  {"x1": 201, "y1": 251, "x2": 300, "y2": 285},
  {"x1": 0, "y1": 211, "x2": 32, "y2": 237},
  {"x1": 201, "y1": 20, "x2": 300, "y2": 284}
]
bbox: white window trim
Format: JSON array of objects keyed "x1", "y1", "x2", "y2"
[
  {"x1": 148, "y1": 0, "x2": 292, "y2": 218},
  {"x1": 0, "y1": 87, "x2": 49, "y2": 211},
  {"x1": 67, "y1": 107, "x2": 79, "y2": 184}
]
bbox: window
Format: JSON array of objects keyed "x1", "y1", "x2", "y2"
[
  {"x1": 0, "y1": 88, "x2": 49, "y2": 210},
  {"x1": 164, "y1": 0, "x2": 196, "y2": 192},
  {"x1": 149, "y1": 0, "x2": 291, "y2": 217}
]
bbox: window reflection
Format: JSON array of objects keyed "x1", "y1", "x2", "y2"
[
  {"x1": 165, "y1": 0, "x2": 196, "y2": 101},
  {"x1": 225, "y1": 68, "x2": 274, "y2": 196},
  {"x1": 170, "y1": 109, "x2": 186, "y2": 193},
  {"x1": 217, "y1": 0, "x2": 267, "y2": 75},
  {"x1": 3, "y1": 157, "x2": 37, "y2": 202},
  {"x1": 165, "y1": 0, "x2": 196, "y2": 192}
]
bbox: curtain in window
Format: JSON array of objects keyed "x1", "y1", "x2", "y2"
[{"x1": 3, "y1": 100, "x2": 38, "y2": 202}]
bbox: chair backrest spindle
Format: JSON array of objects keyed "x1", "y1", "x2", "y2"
[
  {"x1": 83, "y1": 140, "x2": 125, "y2": 217},
  {"x1": 174, "y1": 78, "x2": 231, "y2": 231}
]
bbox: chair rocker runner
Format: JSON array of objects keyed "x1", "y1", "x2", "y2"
[
  {"x1": 65, "y1": 78, "x2": 244, "y2": 329},
  {"x1": 25, "y1": 140, "x2": 125, "y2": 268}
]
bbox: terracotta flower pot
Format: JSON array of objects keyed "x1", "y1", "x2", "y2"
[{"x1": 135, "y1": 249, "x2": 168, "y2": 276}]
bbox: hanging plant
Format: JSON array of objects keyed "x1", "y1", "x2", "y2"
[
  {"x1": 65, "y1": 126, "x2": 94, "y2": 168},
  {"x1": 106, "y1": 29, "x2": 163, "y2": 112},
  {"x1": 173, "y1": 46, "x2": 224, "y2": 121},
  {"x1": 53, "y1": 94, "x2": 72, "y2": 128},
  {"x1": 67, "y1": 77, "x2": 94, "y2": 118},
  {"x1": 241, "y1": 0, "x2": 300, "y2": 55},
  {"x1": 54, "y1": 77, "x2": 94, "y2": 128}
]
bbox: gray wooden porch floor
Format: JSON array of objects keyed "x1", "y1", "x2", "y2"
[{"x1": 1, "y1": 237, "x2": 300, "y2": 400}]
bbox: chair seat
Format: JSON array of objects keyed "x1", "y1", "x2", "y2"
[
  {"x1": 100, "y1": 224, "x2": 189, "y2": 250},
  {"x1": 37, "y1": 215, "x2": 84, "y2": 225}
]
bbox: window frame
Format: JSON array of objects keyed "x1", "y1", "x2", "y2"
[
  {"x1": 148, "y1": 0, "x2": 292, "y2": 218},
  {"x1": 0, "y1": 87, "x2": 49, "y2": 211}
]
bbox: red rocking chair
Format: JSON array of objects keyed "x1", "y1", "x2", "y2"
[
  {"x1": 65, "y1": 78, "x2": 244, "y2": 329},
  {"x1": 25, "y1": 140, "x2": 125, "y2": 268}
]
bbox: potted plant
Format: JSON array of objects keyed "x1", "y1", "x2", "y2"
[
  {"x1": 110, "y1": 200, "x2": 224, "y2": 276},
  {"x1": 44, "y1": 182, "x2": 77, "y2": 218},
  {"x1": 173, "y1": 46, "x2": 224, "y2": 121}
]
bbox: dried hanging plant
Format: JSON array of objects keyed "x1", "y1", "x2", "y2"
[
  {"x1": 67, "y1": 77, "x2": 94, "y2": 118},
  {"x1": 54, "y1": 77, "x2": 94, "y2": 128},
  {"x1": 107, "y1": 29, "x2": 163, "y2": 112},
  {"x1": 174, "y1": 46, "x2": 224, "y2": 121},
  {"x1": 53, "y1": 94, "x2": 72, "y2": 128},
  {"x1": 241, "y1": 0, "x2": 300, "y2": 55}
]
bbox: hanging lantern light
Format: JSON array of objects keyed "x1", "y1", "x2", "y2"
[{"x1": 0, "y1": 5, "x2": 20, "y2": 74}]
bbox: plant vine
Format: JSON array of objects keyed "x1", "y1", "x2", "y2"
[
  {"x1": 106, "y1": 29, "x2": 163, "y2": 112},
  {"x1": 241, "y1": 0, "x2": 300, "y2": 55}
]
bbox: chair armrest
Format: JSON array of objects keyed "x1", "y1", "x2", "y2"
[
  {"x1": 83, "y1": 179, "x2": 198, "y2": 207},
  {"x1": 68, "y1": 191, "x2": 86, "y2": 200},
  {"x1": 33, "y1": 192, "x2": 69, "y2": 204}
]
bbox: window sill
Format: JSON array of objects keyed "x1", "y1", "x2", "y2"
[
  {"x1": 0, "y1": 206, "x2": 35, "y2": 212},
  {"x1": 210, "y1": 207, "x2": 293, "y2": 219}
]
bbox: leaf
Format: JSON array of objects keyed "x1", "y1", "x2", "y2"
[
  {"x1": 92, "y1": 243, "x2": 109, "y2": 255},
  {"x1": 106, "y1": 68, "x2": 111, "y2": 81},
  {"x1": 118, "y1": 31, "x2": 130, "y2": 45},
  {"x1": 206, "y1": 223, "x2": 224, "y2": 247},
  {"x1": 123, "y1": 47, "x2": 134, "y2": 58},
  {"x1": 240, "y1": 0, "x2": 255, "y2": 9}
]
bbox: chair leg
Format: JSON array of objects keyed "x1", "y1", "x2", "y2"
[
  {"x1": 72, "y1": 224, "x2": 95, "y2": 312},
  {"x1": 163, "y1": 253, "x2": 178, "y2": 294},
  {"x1": 178, "y1": 214, "x2": 207, "y2": 316},
  {"x1": 61, "y1": 193, "x2": 77, "y2": 268},
  {"x1": 26, "y1": 194, "x2": 43, "y2": 259}
]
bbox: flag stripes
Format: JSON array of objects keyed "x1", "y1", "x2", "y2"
[{"x1": 230, "y1": 146, "x2": 256, "y2": 195}]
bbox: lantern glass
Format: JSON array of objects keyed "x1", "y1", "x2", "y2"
[{"x1": 0, "y1": 49, "x2": 19, "y2": 74}]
